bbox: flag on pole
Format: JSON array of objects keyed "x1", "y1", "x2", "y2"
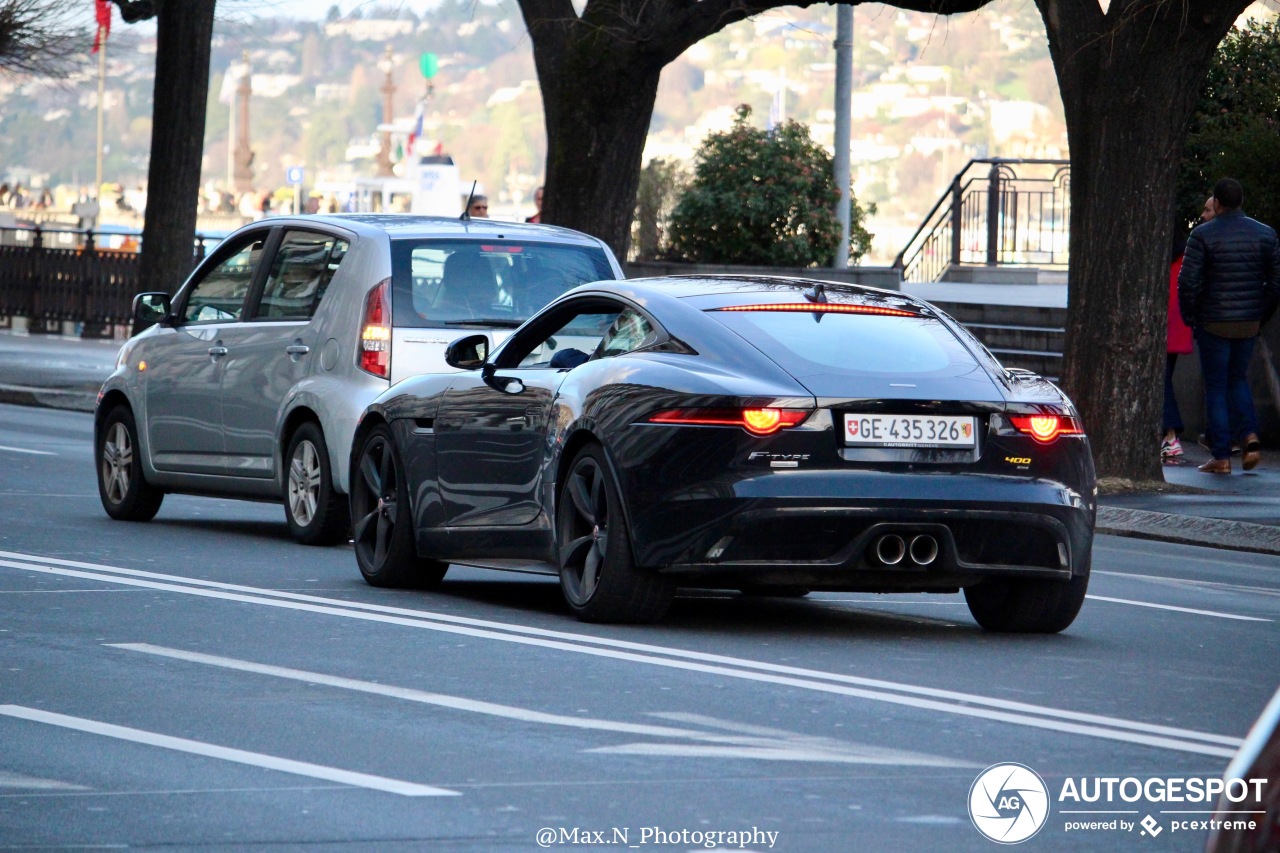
[
  {"x1": 92, "y1": 0, "x2": 112, "y2": 53},
  {"x1": 406, "y1": 100, "x2": 425, "y2": 158}
]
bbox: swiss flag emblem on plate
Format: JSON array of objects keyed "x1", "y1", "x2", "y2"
[{"x1": 846, "y1": 420, "x2": 859, "y2": 437}]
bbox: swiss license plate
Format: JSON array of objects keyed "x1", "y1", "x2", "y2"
[{"x1": 843, "y1": 414, "x2": 977, "y2": 448}]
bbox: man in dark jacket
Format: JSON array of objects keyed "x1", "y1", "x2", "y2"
[{"x1": 1178, "y1": 178, "x2": 1280, "y2": 473}]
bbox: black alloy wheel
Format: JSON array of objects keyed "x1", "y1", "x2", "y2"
[
  {"x1": 284, "y1": 421, "x2": 350, "y2": 546},
  {"x1": 557, "y1": 444, "x2": 673, "y2": 623},
  {"x1": 97, "y1": 405, "x2": 164, "y2": 521},
  {"x1": 351, "y1": 424, "x2": 447, "y2": 588},
  {"x1": 963, "y1": 554, "x2": 1090, "y2": 633}
]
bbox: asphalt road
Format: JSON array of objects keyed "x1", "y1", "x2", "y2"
[{"x1": 1, "y1": 401, "x2": 1277, "y2": 852}]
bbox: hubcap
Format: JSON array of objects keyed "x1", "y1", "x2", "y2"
[
  {"x1": 354, "y1": 436, "x2": 397, "y2": 568},
  {"x1": 288, "y1": 439, "x2": 322, "y2": 527},
  {"x1": 560, "y1": 458, "x2": 609, "y2": 603},
  {"x1": 101, "y1": 422, "x2": 132, "y2": 505}
]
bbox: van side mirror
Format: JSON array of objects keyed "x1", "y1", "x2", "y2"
[
  {"x1": 132, "y1": 292, "x2": 172, "y2": 326},
  {"x1": 444, "y1": 334, "x2": 488, "y2": 370}
]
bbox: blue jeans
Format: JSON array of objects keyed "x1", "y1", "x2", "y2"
[
  {"x1": 1195, "y1": 329, "x2": 1258, "y2": 460},
  {"x1": 1163, "y1": 353, "x2": 1182, "y2": 434}
]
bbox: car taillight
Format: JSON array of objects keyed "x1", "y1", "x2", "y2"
[
  {"x1": 1009, "y1": 415, "x2": 1083, "y2": 442},
  {"x1": 715, "y1": 303, "x2": 917, "y2": 317},
  {"x1": 646, "y1": 407, "x2": 811, "y2": 436},
  {"x1": 358, "y1": 279, "x2": 391, "y2": 379}
]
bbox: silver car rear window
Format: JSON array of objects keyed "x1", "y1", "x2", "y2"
[{"x1": 390, "y1": 239, "x2": 614, "y2": 329}]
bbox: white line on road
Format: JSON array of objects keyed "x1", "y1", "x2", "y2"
[
  {"x1": 0, "y1": 445, "x2": 56, "y2": 456},
  {"x1": 110, "y1": 644, "x2": 972, "y2": 768},
  {"x1": 0, "y1": 705, "x2": 457, "y2": 797},
  {"x1": 1085, "y1": 594, "x2": 1271, "y2": 622},
  {"x1": 0, "y1": 551, "x2": 1245, "y2": 758}
]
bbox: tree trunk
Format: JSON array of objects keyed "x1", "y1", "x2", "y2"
[
  {"x1": 1036, "y1": 0, "x2": 1246, "y2": 481},
  {"x1": 137, "y1": 0, "x2": 216, "y2": 295}
]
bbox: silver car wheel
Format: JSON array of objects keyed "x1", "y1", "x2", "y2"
[
  {"x1": 101, "y1": 421, "x2": 132, "y2": 505},
  {"x1": 288, "y1": 439, "x2": 321, "y2": 527}
]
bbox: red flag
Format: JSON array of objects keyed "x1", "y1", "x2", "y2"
[{"x1": 92, "y1": 0, "x2": 112, "y2": 53}]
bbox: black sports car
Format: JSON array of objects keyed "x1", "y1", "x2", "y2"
[{"x1": 349, "y1": 275, "x2": 1096, "y2": 631}]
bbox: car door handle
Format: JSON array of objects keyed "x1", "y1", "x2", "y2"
[
  {"x1": 505, "y1": 416, "x2": 526, "y2": 431},
  {"x1": 285, "y1": 345, "x2": 310, "y2": 355},
  {"x1": 208, "y1": 346, "x2": 228, "y2": 357}
]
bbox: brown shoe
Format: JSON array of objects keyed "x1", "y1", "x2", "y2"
[
  {"x1": 1198, "y1": 458, "x2": 1232, "y2": 474},
  {"x1": 1243, "y1": 434, "x2": 1262, "y2": 471}
]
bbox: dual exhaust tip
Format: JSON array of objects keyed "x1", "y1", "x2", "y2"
[{"x1": 872, "y1": 533, "x2": 938, "y2": 567}]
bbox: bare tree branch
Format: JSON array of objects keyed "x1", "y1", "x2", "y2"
[{"x1": 0, "y1": 0, "x2": 92, "y2": 77}]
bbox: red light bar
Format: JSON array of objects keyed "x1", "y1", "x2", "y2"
[
  {"x1": 646, "y1": 407, "x2": 811, "y2": 436},
  {"x1": 479, "y1": 245, "x2": 524, "y2": 253},
  {"x1": 1008, "y1": 415, "x2": 1083, "y2": 442},
  {"x1": 716, "y1": 303, "x2": 917, "y2": 317}
]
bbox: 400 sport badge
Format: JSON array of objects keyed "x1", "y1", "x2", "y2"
[{"x1": 969, "y1": 763, "x2": 1050, "y2": 843}]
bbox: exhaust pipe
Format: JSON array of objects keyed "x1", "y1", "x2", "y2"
[
  {"x1": 874, "y1": 534, "x2": 906, "y2": 566},
  {"x1": 909, "y1": 534, "x2": 939, "y2": 566}
]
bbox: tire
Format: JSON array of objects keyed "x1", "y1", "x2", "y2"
[
  {"x1": 97, "y1": 405, "x2": 164, "y2": 522},
  {"x1": 284, "y1": 422, "x2": 350, "y2": 546},
  {"x1": 740, "y1": 586, "x2": 811, "y2": 598},
  {"x1": 557, "y1": 444, "x2": 674, "y2": 623},
  {"x1": 350, "y1": 424, "x2": 448, "y2": 589},
  {"x1": 963, "y1": 556, "x2": 1090, "y2": 633}
]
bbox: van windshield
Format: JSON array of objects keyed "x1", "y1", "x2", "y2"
[{"x1": 390, "y1": 239, "x2": 615, "y2": 328}]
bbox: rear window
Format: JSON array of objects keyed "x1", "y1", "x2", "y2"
[
  {"x1": 390, "y1": 239, "x2": 615, "y2": 329},
  {"x1": 708, "y1": 309, "x2": 981, "y2": 377}
]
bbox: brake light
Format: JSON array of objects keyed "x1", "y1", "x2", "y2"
[
  {"x1": 716, "y1": 303, "x2": 917, "y2": 317},
  {"x1": 646, "y1": 407, "x2": 811, "y2": 436},
  {"x1": 1009, "y1": 415, "x2": 1083, "y2": 442},
  {"x1": 359, "y1": 278, "x2": 391, "y2": 378}
]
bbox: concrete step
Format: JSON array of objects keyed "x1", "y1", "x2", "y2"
[
  {"x1": 930, "y1": 300, "x2": 1068, "y2": 329},
  {"x1": 963, "y1": 322, "x2": 1065, "y2": 355}
]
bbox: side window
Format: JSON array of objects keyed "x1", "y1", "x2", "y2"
[
  {"x1": 514, "y1": 308, "x2": 621, "y2": 369},
  {"x1": 595, "y1": 308, "x2": 658, "y2": 358},
  {"x1": 253, "y1": 231, "x2": 349, "y2": 321},
  {"x1": 182, "y1": 235, "x2": 267, "y2": 324}
]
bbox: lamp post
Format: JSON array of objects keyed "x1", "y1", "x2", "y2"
[{"x1": 376, "y1": 46, "x2": 396, "y2": 177}]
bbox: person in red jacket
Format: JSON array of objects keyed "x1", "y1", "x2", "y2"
[{"x1": 1163, "y1": 229, "x2": 1196, "y2": 460}]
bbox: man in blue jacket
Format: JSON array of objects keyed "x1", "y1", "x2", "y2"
[{"x1": 1178, "y1": 179, "x2": 1280, "y2": 473}]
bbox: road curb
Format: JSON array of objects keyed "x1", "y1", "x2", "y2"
[
  {"x1": 1097, "y1": 506, "x2": 1280, "y2": 556},
  {"x1": 0, "y1": 384, "x2": 97, "y2": 413}
]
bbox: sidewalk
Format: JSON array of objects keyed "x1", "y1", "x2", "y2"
[{"x1": 2, "y1": 326, "x2": 1278, "y2": 556}]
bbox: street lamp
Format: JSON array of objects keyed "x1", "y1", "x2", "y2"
[{"x1": 376, "y1": 46, "x2": 396, "y2": 177}]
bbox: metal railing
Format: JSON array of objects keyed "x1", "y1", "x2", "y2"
[
  {"x1": 893, "y1": 158, "x2": 1070, "y2": 283},
  {"x1": 0, "y1": 225, "x2": 217, "y2": 336}
]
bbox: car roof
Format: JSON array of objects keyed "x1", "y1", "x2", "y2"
[
  {"x1": 605, "y1": 275, "x2": 931, "y2": 312},
  {"x1": 270, "y1": 214, "x2": 607, "y2": 247}
]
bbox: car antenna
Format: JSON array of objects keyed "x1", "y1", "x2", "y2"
[
  {"x1": 460, "y1": 181, "x2": 478, "y2": 221},
  {"x1": 803, "y1": 282, "x2": 827, "y2": 303}
]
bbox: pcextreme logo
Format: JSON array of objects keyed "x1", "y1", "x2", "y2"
[{"x1": 969, "y1": 763, "x2": 1051, "y2": 844}]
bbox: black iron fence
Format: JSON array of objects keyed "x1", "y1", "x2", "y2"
[
  {"x1": 0, "y1": 226, "x2": 215, "y2": 336},
  {"x1": 893, "y1": 158, "x2": 1070, "y2": 284}
]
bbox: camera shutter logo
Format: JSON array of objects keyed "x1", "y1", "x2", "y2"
[{"x1": 969, "y1": 763, "x2": 1050, "y2": 844}]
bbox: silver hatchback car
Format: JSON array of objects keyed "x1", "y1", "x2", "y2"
[{"x1": 95, "y1": 214, "x2": 623, "y2": 543}]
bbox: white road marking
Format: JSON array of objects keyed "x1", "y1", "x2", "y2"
[
  {"x1": 0, "y1": 445, "x2": 56, "y2": 456},
  {"x1": 0, "y1": 705, "x2": 456, "y2": 798},
  {"x1": 0, "y1": 770, "x2": 89, "y2": 791},
  {"x1": 1095, "y1": 570, "x2": 1280, "y2": 598},
  {"x1": 0, "y1": 551, "x2": 1245, "y2": 758},
  {"x1": 1085, "y1": 594, "x2": 1270, "y2": 622},
  {"x1": 586, "y1": 743, "x2": 948, "y2": 763},
  {"x1": 112, "y1": 644, "x2": 971, "y2": 767}
]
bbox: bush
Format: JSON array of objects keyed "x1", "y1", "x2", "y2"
[
  {"x1": 1178, "y1": 18, "x2": 1280, "y2": 231},
  {"x1": 666, "y1": 105, "x2": 873, "y2": 267}
]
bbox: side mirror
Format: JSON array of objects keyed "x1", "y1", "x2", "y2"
[
  {"x1": 132, "y1": 292, "x2": 172, "y2": 326},
  {"x1": 444, "y1": 334, "x2": 489, "y2": 370}
]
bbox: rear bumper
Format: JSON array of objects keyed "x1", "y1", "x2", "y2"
[{"x1": 624, "y1": 472, "x2": 1094, "y2": 591}]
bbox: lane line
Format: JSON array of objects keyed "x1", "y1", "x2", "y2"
[
  {"x1": 0, "y1": 705, "x2": 456, "y2": 798},
  {"x1": 1095, "y1": 570, "x2": 1280, "y2": 598},
  {"x1": 1085, "y1": 594, "x2": 1270, "y2": 622},
  {"x1": 0, "y1": 445, "x2": 57, "y2": 456},
  {"x1": 1095, "y1": 542, "x2": 1280, "y2": 572},
  {"x1": 0, "y1": 553, "x2": 1245, "y2": 756},
  {"x1": 110, "y1": 644, "x2": 972, "y2": 768}
]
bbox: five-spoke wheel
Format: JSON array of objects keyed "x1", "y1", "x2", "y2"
[
  {"x1": 556, "y1": 444, "x2": 672, "y2": 623},
  {"x1": 283, "y1": 422, "x2": 349, "y2": 545},
  {"x1": 351, "y1": 423, "x2": 447, "y2": 588},
  {"x1": 96, "y1": 405, "x2": 163, "y2": 521}
]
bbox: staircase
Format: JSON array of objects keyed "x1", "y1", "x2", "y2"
[{"x1": 931, "y1": 300, "x2": 1066, "y2": 381}]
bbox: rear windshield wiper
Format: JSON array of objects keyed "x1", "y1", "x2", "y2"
[{"x1": 441, "y1": 319, "x2": 525, "y2": 329}]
